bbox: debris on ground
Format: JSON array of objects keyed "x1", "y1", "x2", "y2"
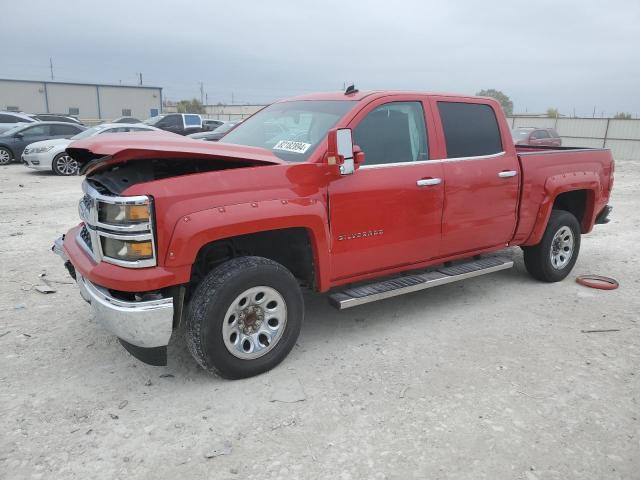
[
  {"x1": 159, "y1": 373, "x2": 174, "y2": 378},
  {"x1": 581, "y1": 329, "x2": 621, "y2": 333},
  {"x1": 576, "y1": 274, "x2": 619, "y2": 290},
  {"x1": 35, "y1": 284, "x2": 56, "y2": 294},
  {"x1": 270, "y1": 378, "x2": 306, "y2": 403},
  {"x1": 204, "y1": 440, "x2": 233, "y2": 459},
  {"x1": 14, "y1": 304, "x2": 26, "y2": 310},
  {"x1": 9, "y1": 232, "x2": 23, "y2": 237},
  {"x1": 118, "y1": 400, "x2": 128, "y2": 409},
  {"x1": 0, "y1": 331, "x2": 10, "y2": 338}
]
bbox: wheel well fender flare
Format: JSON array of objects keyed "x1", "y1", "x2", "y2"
[
  {"x1": 524, "y1": 173, "x2": 600, "y2": 246},
  {"x1": 164, "y1": 198, "x2": 331, "y2": 290}
]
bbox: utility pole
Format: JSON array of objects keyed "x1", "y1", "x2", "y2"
[
  {"x1": 49, "y1": 57, "x2": 54, "y2": 80},
  {"x1": 205, "y1": 93, "x2": 208, "y2": 105},
  {"x1": 199, "y1": 82, "x2": 204, "y2": 104},
  {"x1": 137, "y1": 73, "x2": 143, "y2": 85}
]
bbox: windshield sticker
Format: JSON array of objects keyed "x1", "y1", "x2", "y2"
[{"x1": 273, "y1": 140, "x2": 311, "y2": 154}]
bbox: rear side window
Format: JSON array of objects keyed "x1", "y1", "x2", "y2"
[
  {"x1": 184, "y1": 114, "x2": 201, "y2": 127},
  {"x1": 51, "y1": 124, "x2": 82, "y2": 136},
  {"x1": 437, "y1": 102, "x2": 503, "y2": 158}
]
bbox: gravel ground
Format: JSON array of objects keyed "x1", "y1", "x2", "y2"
[{"x1": 1, "y1": 162, "x2": 639, "y2": 480}]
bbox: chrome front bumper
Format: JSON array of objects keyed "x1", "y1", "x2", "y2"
[{"x1": 53, "y1": 236, "x2": 174, "y2": 358}]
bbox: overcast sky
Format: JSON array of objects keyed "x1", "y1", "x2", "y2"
[{"x1": 4, "y1": 0, "x2": 639, "y2": 116}]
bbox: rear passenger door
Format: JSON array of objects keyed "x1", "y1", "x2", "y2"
[
  {"x1": 431, "y1": 99, "x2": 520, "y2": 256},
  {"x1": 328, "y1": 98, "x2": 444, "y2": 280}
]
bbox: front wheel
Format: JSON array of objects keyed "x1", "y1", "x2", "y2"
[
  {"x1": 52, "y1": 153, "x2": 79, "y2": 176},
  {"x1": 0, "y1": 147, "x2": 13, "y2": 165},
  {"x1": 186, "y1": 256, "x2": 303, "y2": 379},
  {"x1": 522, "y1": 209, "x2": 581, "y2": 282}
]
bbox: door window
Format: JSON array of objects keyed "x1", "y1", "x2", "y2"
[
  {"x1": 353, "y1": 102, "x2": 428, "y2": 165},
  {"x1": 437, "y1": 102, "x2": 503, "y2": 158},
  {"x1": 22, "y1": 125, "x2": 50, "y2": 137}
]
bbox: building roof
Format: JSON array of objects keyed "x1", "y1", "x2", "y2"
[{"x1": 0, "y1": 78, "x2": 162, "y2": 90}]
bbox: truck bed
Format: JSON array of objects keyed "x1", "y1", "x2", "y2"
[{"x1": 513, "y1": 144, "x2": 614, "y2": 245}]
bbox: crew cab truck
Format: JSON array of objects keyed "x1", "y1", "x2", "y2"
[
  {"x1": 143, "y1": 113, "x2": 204, "y2": 135},
  {"x1": 53, "y1": 90, "x2": 614, "y2": 379}
]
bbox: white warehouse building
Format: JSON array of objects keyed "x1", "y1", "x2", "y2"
[{"x1": 0, "y1": 78, "x2": 163, "y2": 123}]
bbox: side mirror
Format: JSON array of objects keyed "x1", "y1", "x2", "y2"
[
  {"x1": 14, "y1": 132, "x2": 23, "y2": 139},
  {"x1": 326, "y1": 128, "x2": 356, "y2": 175}
]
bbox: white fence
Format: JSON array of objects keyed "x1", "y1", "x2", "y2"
[{"x1": 508, "y1": 116, "x2": 640, "y2": 161}]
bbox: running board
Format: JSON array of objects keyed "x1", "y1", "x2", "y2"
[{"x1": 328, "y1": 256, "x2": 513, "y2": 310}]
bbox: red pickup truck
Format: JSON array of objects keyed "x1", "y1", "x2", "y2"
[{"x1": 53, "y1": 90, "x2": 614, "y2": 378}]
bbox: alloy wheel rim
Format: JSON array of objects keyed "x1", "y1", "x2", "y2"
[
  {"x1": 550, "y1": 226, "x2": 574, "y2": 269},
  {"x1": 0, "y1": 150, "x2": 10, "y2": 164},
  {"x1": 56, "y1": 155, "x2": 78, "y2": 175},
  {"x1": 222, "y1": 286, "x2": 287, "y2": 360}
]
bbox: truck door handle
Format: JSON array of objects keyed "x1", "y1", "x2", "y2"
[
  {"x1": 417, "y1": 178, "x2": 442, "y2": 187},
  {"x1": 498, "y1": 170, "x2": 518, "y2": 178}
]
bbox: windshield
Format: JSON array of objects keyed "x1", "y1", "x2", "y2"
[
  {"x1": 214, "y1": 122, "x2": 236, "y2": 134},
  {"x1": 1, "y1": 124, "x2": 28, "y2": 136},
  {"x1": 220, "y1": 100, "x2": 355, "y2": 161},
  {"x1": 143, "y1": 115, "x2": 166, "y2": 126},
  {"x1": 71, "y1": 125, "x2": 108, "y2": 140},
  {"x1": 512, "y1": 128, "x2": 533, "y2": 140}
]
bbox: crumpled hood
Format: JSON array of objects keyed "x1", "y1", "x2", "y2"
[{"x1": 66, "y1": 131, "x2": 285, "y2": 175}]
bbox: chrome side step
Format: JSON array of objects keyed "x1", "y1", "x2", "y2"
[{"x1": 328, "y1": 256, "x2": 514, "y2": 310}]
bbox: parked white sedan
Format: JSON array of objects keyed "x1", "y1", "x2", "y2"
[{"x1": 22, "y1": 123, "x2": 159, "y2": 175}]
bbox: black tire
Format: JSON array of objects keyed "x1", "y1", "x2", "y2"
[
  {"x1": 0, "y1": 147, "x2": 13, "y2": 165},
  {"x1": 522, "y1": 209, "x2": 581, "y2": 282},
  {"x1": 186, "y1": 256, "x2": 303, "y2": 379},
  {"x1": 52, "y1": 153, "x2": 79, "y2": 176}
]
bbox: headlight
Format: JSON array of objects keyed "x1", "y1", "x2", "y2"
[
  {"x1": 101, "y1": 238, "x2": 154, "y2": 261},
  {"x1": 29, "y1": 145, "x2": 54, "y2": 154},
  {"x1": 98, "y1": 201, "x2": 150, "y2": 224}
]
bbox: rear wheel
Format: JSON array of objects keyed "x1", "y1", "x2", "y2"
[
  {"x1": 522, "y1": 209, "x2": 581, "y2": 282},
  {"x1": 52, "y1": 153, "x2": 78, "y2": 176},
  {"x1": 0, "y1": 147, "x2": 13, "y2": 165},
  {"x1": 186, "y1": 256, "x2": 303, "y2": 379}
]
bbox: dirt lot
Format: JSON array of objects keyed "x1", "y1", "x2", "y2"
[{"x1": 1, "y1": 161, "x2": 639, "y2": 480}]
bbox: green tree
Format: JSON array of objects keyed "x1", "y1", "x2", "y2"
[
  {"x1": 476, "y1": 89, "x2": 513, "y2": 116},
  {"x1": 614, "y1": 112, "x2": 632, "y2": 119},
  {"x1": 175, "y1": 98, "x2": 206, "y2": 114},
  {"x1": 546, "y1": 107, "x2": 559, "y2": 118}
]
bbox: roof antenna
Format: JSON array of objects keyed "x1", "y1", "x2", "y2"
[{"x1": 344, "y1": 84, "x2": 358, "y2": 95}]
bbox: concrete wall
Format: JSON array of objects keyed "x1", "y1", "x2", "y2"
[
  {"x1": 0, "y1": 79, "x2": 162, "y2": 123},
  {"x1": 164, "y1": 103, "x2": 264, "y2": 120},
  {"x1": 46, "y1": 83, "x2": 98, "y2": 119},
  {"x1": 98, "y1": 86, "x2": 161, "y2": 121},
  {"x1": 508, "y1": 116, "x2": 640, "y2": 161},
  {"x1": 0, "y1": 81, "x2": 47, "y2": 113}
]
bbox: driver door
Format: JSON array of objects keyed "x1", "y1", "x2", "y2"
[{"x1": 328, "y1": 99, "x2": 443, "y2": 281}]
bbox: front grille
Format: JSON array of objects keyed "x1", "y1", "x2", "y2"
[
  {"x1": 76, "y1": 180, "x2": 156, "y2": 268},
  {"x1": 80, "y1": 225, "x2": 93, "y2": 251}
]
